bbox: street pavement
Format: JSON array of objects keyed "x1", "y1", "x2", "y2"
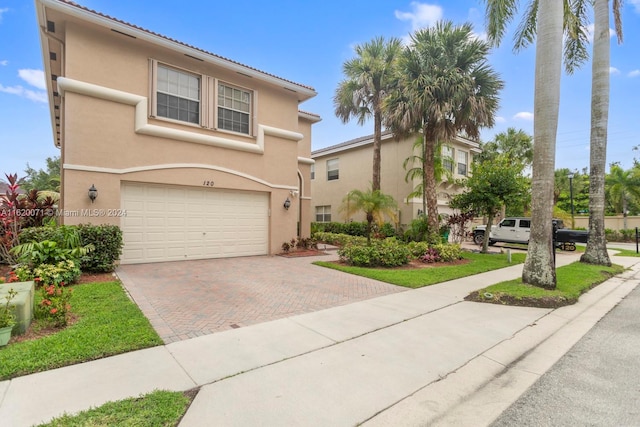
[{"x1": 491, "y1": 281, "x2": 640, "y2": 426}]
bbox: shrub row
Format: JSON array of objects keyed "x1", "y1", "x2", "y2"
[
  {"x1": 312, "y1": 221, "x2": 396, "y2": 238},
  {"x1": 19, "y1": 224, "x2": 123, "y2": 272},
  {"x1": 314, "y1": 232, "x2": 368, "y2": 247},
  {"x1": 338, "y1": 238, "x2": 411, "y2": 267}
]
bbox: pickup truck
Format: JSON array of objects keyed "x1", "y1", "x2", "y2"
[{"x1": 473, "y1": 217, "x2": 588, "y2": 251}]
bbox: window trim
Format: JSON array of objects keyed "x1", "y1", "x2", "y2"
[
  {"x1": 149, "y1": 59, "x2": 255, "y2": 137},
  {"x1": 315, "y1": 205, "x2": 331, "y2": 222},
  {"x1": 215, "y1": 81, "x2": 254, "y2": 136},
  {"x1": 327, "y1": 158, "x2": 339, "y2": 181},
  {"x1": 457, "y1": 150, "x2": 468, "y2": 176}
]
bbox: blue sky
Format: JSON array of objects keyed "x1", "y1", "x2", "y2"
[{"x1": 1, "y1": 0, "x2": 639, "y2": 179}]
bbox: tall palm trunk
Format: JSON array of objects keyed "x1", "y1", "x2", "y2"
[
  {"x1": 522, "y1": 0, "x2": 563, "y2": 289},
  {"x1": 423, "y1": 128, "x2": 439, "y2": 243},
  {"x1": 581, "y1": 0, "x2": 612, "y2": 266},
  {"x1": 372, "y1": 109, "x2": 382, "y2": 192}
]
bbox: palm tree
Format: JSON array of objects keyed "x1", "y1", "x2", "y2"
[
  {"x1": 385, "y1": 21, "x2": 503, "y2": 244},
  {"x1": 484, "y1": 0, "x2": 587, "y2": 289},
  {"x1": 402, "y1": 137, "x2": 452, "y2": 209},
  {"x1": 581, "y1": 0, "x2": 623, "y2": 267},
  {"x1": 334, "y1": 36, "x2": 402, "y2": 192},
  {"x1": 605, "y1": 165, "x2": 640, "y2": 230},
  {"x1": 339, "y1": 188, "x2": 398, "y2": 245},
  {"x1": 477, "y1": 127, "x2": 533, "y2": 168}
]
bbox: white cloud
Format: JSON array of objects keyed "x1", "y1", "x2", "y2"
[
  {"x1": 629, "y1": 0, "x2": 640, "y2": 14},
  {"x1": 514, "y1": 112, "x2": 534, "y2": 121},
  {"x1": 495, "y1": 116, "x2": 507, "y2": 123},
  {"x1": 18, "y1": 69, "x2": 46, "y2": 90},
  {"x1": 610, "y1": 67, "x2": 620, "y2": 75},
  {"x1": 0, "y1": 60, "x2": 7, "y2": 66},
  {"x1": 629, "y1": 70, "x2": 640, "y2": 78},
  {"x1": 0, "y1": 84, "x2": 48, "y2": 103},
  {"x1": 0, "y1": 8, "x2": 8, "y2": 23},
  {"x1": 395, "y1": 2, "x2": 443, "y2": 31}
]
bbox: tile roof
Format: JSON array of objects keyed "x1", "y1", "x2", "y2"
[{"x1": 52, "y1": 0, "x2": 316, "y2": 92}]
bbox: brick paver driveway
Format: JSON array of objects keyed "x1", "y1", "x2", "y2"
[{"x1": 117, "y1": 252, "x2": 405, "y2": 343}]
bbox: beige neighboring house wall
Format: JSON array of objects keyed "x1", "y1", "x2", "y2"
[
  {"x1": 311, "y1": 132, "x2": 481, "y2": 229},
  {"x1": 36, "y1": 0, "x2": 320, "y2": 264}
]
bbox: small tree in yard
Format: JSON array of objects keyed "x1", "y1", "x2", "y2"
[
  {"x1": 340, "y1": 188, "x2": 398, "y2": 245},
  {"x1": 450, "y1": 157, "x2": 525, "y2": 253}
]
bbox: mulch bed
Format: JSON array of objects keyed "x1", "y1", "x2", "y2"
[{"x1": 277, "y1": 249, "x2": 329, "y2": 257}]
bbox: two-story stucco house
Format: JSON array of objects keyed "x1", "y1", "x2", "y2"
[
  {"x1": 36, "y1": 0, "x2": 320, "y2": 264},
  {"x1": 311, "y1": 132, "x2": 480, "y2": 229}
]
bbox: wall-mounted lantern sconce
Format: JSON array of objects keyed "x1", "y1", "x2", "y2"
[
  {"x1": 283, "y1": 197, "x2": 291, "y2": 210},
  {"x1": 88, "y1": 184, "x2": 98, "y2": 203}
]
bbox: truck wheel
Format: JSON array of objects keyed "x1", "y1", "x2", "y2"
[
  {"x1": 489, "y1": 240, "x2": 496, "y2": 246},
  {"x1": 473, "y1": 232, "x2": 484, "y2": 245}
]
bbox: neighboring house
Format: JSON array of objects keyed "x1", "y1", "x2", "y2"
[
  {"x1": 311, "y1": 131, "x2": 480, "y2": 229},
  {"x1": 35, "y1": 0, "x2": 320, "y2": 264}
]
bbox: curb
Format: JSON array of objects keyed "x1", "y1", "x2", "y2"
[{"x1": 364, "y1": 261, "x2": 640, "y2": 426}]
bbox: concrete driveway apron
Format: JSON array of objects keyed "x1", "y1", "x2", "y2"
[{"x1": 117, "y1": 253, "x2": 404, "y2": 343}]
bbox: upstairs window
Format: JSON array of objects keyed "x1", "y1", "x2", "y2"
[
  {"x1": 218, "y1": 83, "x2": 251, "y2": 134},
  {"x1": 310, "y1": 163, "x2": 315, "y2": 180},
  {"x1": 457, "y1": 151, "x2": 468, "y2": 176},
  {"x1": 442, "y1": 146, "x2": 454, "y2": 174},
  {"x1": 156, "y1": 65, "x2": 200, "y2": 125},
  {"x1": 327, "y1": 159, "x2": 339, "y2": 181}
]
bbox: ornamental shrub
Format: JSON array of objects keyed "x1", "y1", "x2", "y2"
[
  {"x1": 77, "y1": 224, "x2": 123, "y2": 272},
  {"x1": 433, "y1": 243, "x2": 463, "y2": 262},
  {"x1": 314, "y1": 232, "x2": 367, "y2": 247},
  {"x1": 407, "y1": 241, "x2": 429, "y2": 258},
  {"x1": 36, "y1": 281, "x2": 73, "y2": 327},
  {"x1": 338, "y1": 238, "x2": 410, "y2": 267},
  {"x1": 15, "y1": 259, "x2": 81, "y2": 286}
]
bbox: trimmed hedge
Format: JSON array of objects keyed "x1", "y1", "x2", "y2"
[
  {"x1": 338, "y1": 238, "x2": 411, "y2": 267},
  {"x1": 312, "y1": 221, "x2": 396, "y2": 238},
  {"x1": 19, "y1": 224, "x2": 123, "y2": 272}
]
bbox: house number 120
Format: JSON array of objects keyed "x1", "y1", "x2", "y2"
[{"x1": 203, "y1": 180, "x2": 215, "y2": 187}]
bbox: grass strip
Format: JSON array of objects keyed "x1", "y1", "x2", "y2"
[
  {"x1": 314, "y1": 251, "x2": 527, "y2": 288},
  {"x1": 612, "y1": 248, "x2": 640, "y2": 257},
  {"x1": 36, "y1": 389, "x2": 193, "y2": 427},
  {"x1": 470, "y1": 261, "x2": 624, "y2": 307},
  {"x1": 0, "y1": 281, "x2": 162, "y2": 380}
]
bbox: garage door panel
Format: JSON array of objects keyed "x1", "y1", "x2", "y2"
[{"x1": 121, "y1": 183, "x2": 269, "y2": 264}]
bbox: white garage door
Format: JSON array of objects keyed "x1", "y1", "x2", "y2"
[{"x1": 121, "y1": 182, "x2": 269, "y2": 264}]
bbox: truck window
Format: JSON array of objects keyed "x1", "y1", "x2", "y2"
[
  {"x1": 501, "y1": 219, "x2": 516, "y2": 227},
  {"x1": 519, "y1": 220, "x2": 531, "y2": 228}
]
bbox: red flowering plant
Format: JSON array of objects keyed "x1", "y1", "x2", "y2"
[{"x1": 35, "y1": 277, "x2": 73, "y2": 328}]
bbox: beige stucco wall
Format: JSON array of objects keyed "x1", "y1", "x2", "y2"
[
  {"x1": 311, "y1": 135, "x2": 473, "y2": 229},
  {"x1": 574, "y1": 216, "x2": 640, "y2": 231},
  {"x1": 56, "y1": 18, "x2": 314, "y2": 256}
]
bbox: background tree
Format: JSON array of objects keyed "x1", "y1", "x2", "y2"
[
  {"x1": 476, "y1": 127, "x2": 533, "y2": 168},
  {"x1": 334, "y1": 36, "x2": 402, "y2": 192},
  {"x1": 339, "y1": 187, "x2": 398, "y2": 245},
  {"x1": 21, "y1": 156, "x2": 60, "y2": 193},
  {"x1": 385, "y1": 21, "x2": 503, "y2": 244},
  {"x1": 605, "y1": 164, "x2": 640, "y2": 230},
  {"x1": 581, "y1": 0, "x2": 623, "y2": 266},
  {"x1": 450, "y1": 156, "x2": 526, "y2": 253}
]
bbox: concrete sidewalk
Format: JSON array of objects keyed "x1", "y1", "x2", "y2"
[{"x1": 1, "y1": 253, "x2": 638, "y2": 426}]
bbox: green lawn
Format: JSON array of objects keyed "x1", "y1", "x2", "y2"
[
  {"x1": 36, "y1": 390, "x2": 193, "y2": 427},
  {"x1": 0, "y1": 281, "x2": 162, "y2": 380},
  {"x1": 470, "y1": 261, "x2": 624, "y2": 307},
  {"x1": 314, "y1": 251, "x2": 527, "y2": 288},
  {"x1": 612, "y1": 248, "x2": 640, "y2": 257}
]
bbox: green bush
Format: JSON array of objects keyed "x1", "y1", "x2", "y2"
[
  {"x1": 314, "y1": 232, "x2": 367, "y2": 247},
  {"x1": 18, "y1": 224, "x2": 122, "y2": 272},
  {"x1": 403, "y1": 217, "x2": 430, "y2": 242},
  {"x1": 620, "y1": 228, "x2": 636, "y2": 241},
  {"x1": 406, "y1": 241, "x2": 429, "y2": 257},
  {"x1": 431, "y1": 243, "x2": 463, "y2": 262},
  {"x1": 338, "y1": 238, "x2": 411, "y2": 267},
  {"x1": 15, "y1": 259, "x2": 81, "y2": 286},
  {"x1": 312, "y1": 221, "x2": 396, "y2": 238},
  {"x1": 605, "y1": 228, "x2": 620, "y2": 242},
  {"x1": 77, "y1": 224, "x2": 123, "y2": 272}
]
